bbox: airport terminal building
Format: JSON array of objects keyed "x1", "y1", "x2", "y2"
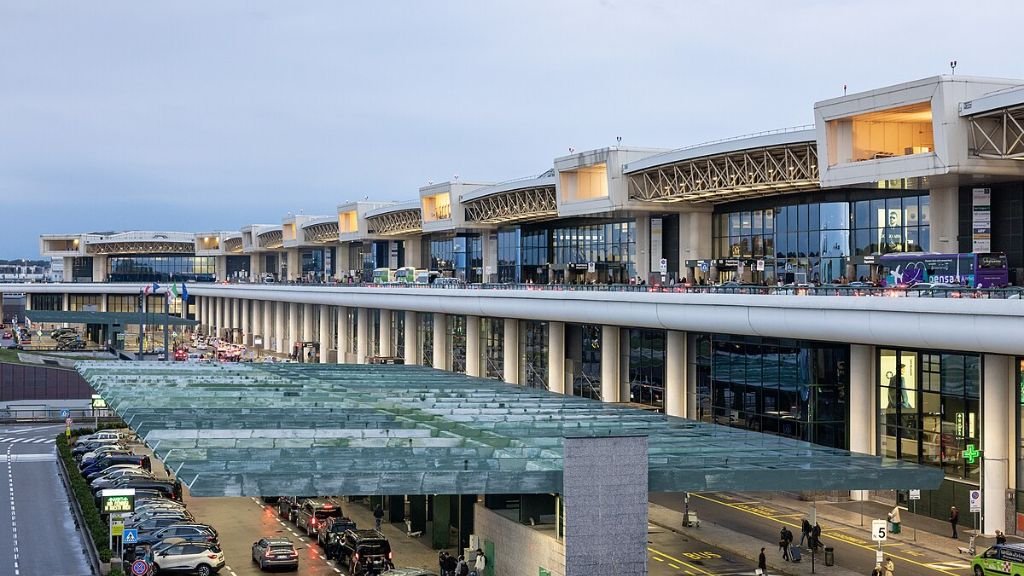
[{"x1": 5, "y1": 75, "x2": 1024, "y2": 533}]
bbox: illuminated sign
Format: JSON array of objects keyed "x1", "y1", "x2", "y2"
[{"x1": 101, "y1": 494, "x2": 135, "y2": 514}]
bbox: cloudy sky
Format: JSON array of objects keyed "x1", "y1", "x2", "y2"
[{"x1": 1, "y1": 1, "x2": 1021, "y2": 258}]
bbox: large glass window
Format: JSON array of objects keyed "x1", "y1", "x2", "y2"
[
  {"x1": 29, "y1": 294, "x2": 63, "y2": 310},
  {"x1": 519, "y1": 320, "x2": 548, "y2": 388},
  {"x1": 695, "y1": 334, "x2": 849, "y2": 449},
  {"x1": 573, "y1": 325, "x2": 602, "y2": 400},
  {"x1": 482, "y1": 318, "x2": 503, "y2": 379},
  {"x1": 628, "y1": 329, "x2": 665, "y2": 409},
  {"x1": 549, "y1": 221, "x2": 636, "y2": 284},
  {"x1": 852, "y1": 194, "x2": 929, "y2": 256},
  {"x1": 107, "y1": 255, "x2": 215, "y2": 283},
  {"x1": 449, "y1": 315, "x2": 466, "y2": 374},
  {"x1": 72, "y1": 257, "x2": 94, "y2": 282},
  {"x1": 497, "y1": 228, "x2": 521, "y2": 284},
  {"x1": 419, "y1": 313, "x2": 433, "y2": 367},
  {"x1": 879, "y1": 348, "x2": 979, "y2": 481}
]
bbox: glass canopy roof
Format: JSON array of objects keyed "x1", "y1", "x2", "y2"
[{"x1": 76, "y1": 362, "x2": 943, "y2": 497}]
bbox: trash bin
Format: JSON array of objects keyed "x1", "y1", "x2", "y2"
[
  {"x1": 824, "y1": 547, "x2": 835, "y2": 567},
  {"x1": 889, "y1": 520, "x2": 901, "y2": 534}
]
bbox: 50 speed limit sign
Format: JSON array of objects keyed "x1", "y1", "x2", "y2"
[{"x1": 871, "y1": 519, "x2": 888, "y2": 541}]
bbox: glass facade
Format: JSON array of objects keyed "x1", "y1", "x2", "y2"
[
  {"x1": 521, "y1": 229, "x2": 549, "y2": 284},
  {"x1": 879, "y1": 348, "x2": 979, "y2": 481},
  {"x1": 552, "y1": 221, "x2": 636, "y2": 284},
  {"x1": 695, "y1": 334, "x2": 849, "y2": 449},
  {"x1": 449, "y1": 315, "x2": 466, "y2": 374},
  {"x1": 713, "y1": 191, "x2": 929, "y2": 283},
  {"x1": 428, "y1": 235, "x2": 483, "y2": 283},
  {"x1": 72, "y1": 257, "x2": 93, "y2": 282},
  {"x1": 107, "y1": 255, "x2": 215, "y2": 283},
  {"x1": 628, "y1": 329, "x2": 665, "y2": 409},
  {"x1": 519, "y1": 320, "x2": 547, "y2": 389},
  {"x1": 572, "y1": 325, "x2": 602, "y2": 400},
  {"x1": 419, "y1": 313, "x2": 433, "y2": 367},
  {"x1": 482, "y1": 318, "x2": 503, "y2": 379},
  {"x1": 497, "y1": 228, "x2": 521, "y2": 284},
  {"x1": 69, "y1": 295, "x2": 102, "y2": 311},
  {"x1": 30, "y1": 294, "x2": 63, "y2": 310}
]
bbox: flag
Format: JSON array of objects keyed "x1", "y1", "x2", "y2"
[
  {"x1": 181, "y1": 282, "x2": 189, "y2": 303},
  {"x1": 151, "y1": 282, "x2": 161, "y2": 294},
  {"x1": 166, "y1": 288, "x2": 174, "y2": 305},
  {"x1": 142, "y1": 284, "x2": 151, "y2": 296},
  {"x1": 170, "y1": 283, "x2": 180, "y2": 300}
]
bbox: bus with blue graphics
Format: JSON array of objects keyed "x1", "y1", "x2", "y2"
[{"x1": 879, "y1": 252, "x2": 1008, "y2": 288}]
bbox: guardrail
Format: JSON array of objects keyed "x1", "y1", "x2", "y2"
[{"x1": 0, "y1": 408, "x2": 116, "y2": 424}]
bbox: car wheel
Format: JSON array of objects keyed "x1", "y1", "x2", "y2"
[
  {"x1": 196, "y1": 564, "x2": 212, "y2": 576},
  {"x1": 975, "y1": 567, "x2": 984, "y2": 576},
  {"x1": 152, "y1": 564, "x2": 160, "y2": 574}
]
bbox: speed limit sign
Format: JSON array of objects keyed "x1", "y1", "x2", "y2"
[{"x1": 871, "y1": 519, "x2": 888, "y2": 541}]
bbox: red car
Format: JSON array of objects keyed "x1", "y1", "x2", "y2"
[{"x1": 174, "y1": 348, "x2": 188, "y2": 361}]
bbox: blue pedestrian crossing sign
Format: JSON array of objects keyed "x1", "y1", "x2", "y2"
[
  {"x1": 123, "y1": 528, "x2": 139, "y2": 544},
  {"x1": 59, "y1": 409, "x2": 70, "y2": 418}
]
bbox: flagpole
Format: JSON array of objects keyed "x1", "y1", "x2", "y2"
[
  {"x1": 163, "y1": 290, "x2": 170, "y2": 362},
  {"x1": 138, "y1": 289, "x2": 145, "y2": 358}
]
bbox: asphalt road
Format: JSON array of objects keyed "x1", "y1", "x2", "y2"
[
  {"x1": 652, "y1": 492, "x2": 973, "y2": 576},
  {"x1": 0, "y1": 423, "x2": 90, "y2": 576}
]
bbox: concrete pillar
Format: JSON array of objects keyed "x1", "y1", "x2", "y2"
[
  {"x1": 241, "y1": 298, "x2": 250, "y2": 344},
  {"x1": 231, "y1": 298, "x2": 240, "y2": 342},
  {"x1": 482, "y1": 232, "x2": 498, "y2": 283},
  {"x1": 404, "y1": 237, "x2": 423, "y2": 269},
  {"x1": 601, "y1": 325, "x2": 619, "y2": 403},
  {"x1": 548, "y1": 321, "x2": 565, "y2": 394},
  {"x1": 356, "y1": 308, "x2": 368, "y2": 364},
  {"x1": 433, "y1": 313, "x2": 448, "y2": 371},
  {"x1": 849, "y1": 344, "x2": 876, "y2": 501},
  {"x1": 62, "y1": 293, "x2": 70, "y2": 311},
  {"x1": 984, "y1": 354, "x2": 1011, "y2": 535},
  {"x1": 215, "y1": 255, "x2": 227, "y2": 282},
  {"x1": 466, "y1": 315, "x2": 481, "y2": 377},
  {"x1": 682, "y1": 211, "x2": 713, "y2": 282},
  {"x1": 930, "y1": 186, "x2": 960, "y2": 253},
  {"x1": 635, "y1": 214, "x2": 651, "y2": 281},
  {"x1": 274, "y1": 301, "x2": 286, "y2": 354},
  {"x1": 250, "y1": 253, "x2": 263, "y2": 278},
  {"x1": 665, "y1": 331, "x2": 687, "y2": 417},
  {"x1": 62, "y1": 257, "x2": 73, "y2": 282},
  {"x1": 288, "y1": 302, "x2": 299, "y2": 357},
  {"x1": 318, "y1": 305, "x2": 330, "y2": 364},
  {"x1": 404, "y1": 311, "x2": 419, "y2": 365},
  {"x1": 287, "y1": 249, "x2": 300, "y2": 281},
  {"x1": 380, "y1": 309, "x2": 393, "y2": 357},
  {"x1": 503, "y1": 318, "x2": 519, "y2": 385},
  {"x1": 336, "y1": 307, "x2": 349, "y2": 364},
  {"x1": 100, "y1": 294, "x2": 108, "y2": 313},
  {"x1": 262, "y1": 301, "x2": 272, "y2": 354},
  {"x1": 215, "y1": 297, "x2": 224, "y2": 338},
  {"x1": 91, "y1": 255, "x2": 108, "y2": 282},
  {"x1": 685, "y1": 333, "x2": 698, "y2": 419},
  {"x1": 302, "y1": 303, "x2": 314, "y2": 343}
]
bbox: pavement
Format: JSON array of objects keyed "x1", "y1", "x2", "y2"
[
  {"x1": 0, "y1": 423, "x2": 90, "y2": 576},
  {"x1": 649, "y1": 491, "x2": 997, "y2": 576}
]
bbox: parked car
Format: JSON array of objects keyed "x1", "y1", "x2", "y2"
[
  {"x1": 296, "y1": 498, "x2": 344, "y2": 536},
  {"x1": 134, "y1": 524, "x2": 219, "y2": 548},
  {"x1": 318, "y1": 516, "x2": 357, "y2": 550},
  {"x1": 129, "y1": 516, "x2": 193, "y2": 535},
  {"x1": 277, "y1": 496, "x2": 310, "y2": 524},
  {"x1": 251, "y1": 538, "x2": 299, "y2": 571},
  {"x1": 150, "y1": 541, "x2": 225, "y2": 576},
  {"x1": 85, "y1": 463, "x2": 142, "y2": 483},
  {"x1": 90, "y1": 468, "x2": 154, "y2": 490},
  {"x1": 81, "y1": 454, "x2": 145, "y2": 478},
  {"x1": 331, "y1": 529, "x2": 394, "y2": 575}
]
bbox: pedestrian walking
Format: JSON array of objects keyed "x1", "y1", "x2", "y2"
[
  {"x1": 884, "y1": 556, "x2": 895, "y2": 576},
  {"x1": 949, "y1": 505, "x2": 959, "y2": 539},
  {"x1": 473, "y1": 548, "x2": 486, "y2": 576},
  {"x1": 439, "y1": 551, "x2": 448, "y2": 576},
  {"x1": 445, "y1": 553, "x2": 458, "y2": 576},
  {"x1": 811, "y1": 522, "x2": 824, "y2": 551},
  {"x1": 871, "y1": 563, "x2": 882, "y2": 576},
  {"x1": 757, "y1": 547, "x2": 767, "y2": 575},
  {"x1": 800, "y1": 518, "x2": 811, "y2": 547},
  {"x1": 457, "y1": 555, "x2": 469, "y2": 576},
  {"x1": 374, "y1": 503, "x2": 385, "y2": 531},
  {"x1": 779, "y1": 526, "x2": 793, "y2": 561},
  {"x1": 997, "y1": 530, "x2": 1007, "y2": 545}
]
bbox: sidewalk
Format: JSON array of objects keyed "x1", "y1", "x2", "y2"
[{"x1": 648, "y1": 492, "x2": 1000, "y2": 576}]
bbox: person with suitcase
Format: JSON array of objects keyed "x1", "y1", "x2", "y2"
[{"x1": 779, "y1": 526, "x2": 793, "y2": 561}]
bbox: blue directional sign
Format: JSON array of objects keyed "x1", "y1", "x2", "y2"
[
  {"x1": 123, "y1": 528, "x2": 139, "y2": 545},
  {"x1": 131, "y1": 559, "x2": 148, "y2": 575},
  {"x1": 59, "y1": 409, "x2": 70, "y2": 418}
]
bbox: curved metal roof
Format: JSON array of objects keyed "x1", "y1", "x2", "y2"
[{"x1": 77, "y1": 362, "x2": 942, "y2": 497}]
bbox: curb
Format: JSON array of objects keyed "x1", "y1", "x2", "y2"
[{"x1": 56, "y1": 442, "x2": 105, "y2": 576}]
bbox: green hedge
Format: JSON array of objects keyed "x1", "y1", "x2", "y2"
[{"x1": 58, "y1": 426, "x2": 130, "y2": 564}]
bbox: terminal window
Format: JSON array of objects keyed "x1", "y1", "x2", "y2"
[{"x1": 827, "y1": 102, "x2": 934, "y2": 166}]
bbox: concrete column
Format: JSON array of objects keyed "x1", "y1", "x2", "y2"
[
  {"x1": 682, "y1": 211, "x2": 713, "y2": 282},
  {"x1": 665, "y1": 331, "x2": 687, "y2": 417},
  {"x1": 466, "y1": 315, "x2": 481, "y2": 377},
  {"x1": 380, "y1": 309, "x2": 393, "y2": 357},
  {"x1": 503, "y1": 318, "x2": 519, "y2": 385},
  {"x1": 231, "y1": 298, "x2": 240, "y2": 341},
  {"x1": 930, "y1": 186, "x2": 960, "y2": 253},
  {"x1": 635, "y1": 214, "x2": 651, "y2": 281},
  {"x1": 336, "y1": 307, "x2": 349, "y2": 364},
  {"x1": 215, "y1": 255, "x2": 227, "y2": 281},
  {"x1": 849, "y1": 344, "x2": 877, "y2": 501},
  {"x1": 62, "y1": 257, "x2": 73, "y2": 282},
  {"x1": 601, "y1": 325, "x2": 619, "y2": 403},
  {"x1": 274, "y1": 301, "x2": 286, "y2": 354},
  {"x1": 62, "y1": 293, "x2": 70, "y2": 311},
  {"x1": 262, "y1": 301, "x2": 272, "y2": 354},
  {"x1": 548, "y1": 321, "x2": 565, "y2": 394},
  {"x1": 100, "y1": 294, "x2": 108, "y2": 313},
  {"x1": 302, "y1": 303, "x2": 314, "y2": 343},
  {"x1": 250, "y1": 254, "x2": 263, "y2": 278},
  {"x1": 241, "y1": 298, "x2": 250, "y2": 344},
  {"x1": 91, "y1": 255, "x2": 108, "y2": 282},
  {"x1": 318, "y1": 305, "x2": 330, "y2": 364},
  {"x1": 433, "y1": 313, "x2": 448, "y2": 371},
  {"x1": 215, "y1": 298, "x2": 224, "y2": 338},
  {"x1": 404, "y1": 311, "x2": 419, "y2": 365},
  {"x1": 288, "y1": 302, "x2": 299, "y2": 357},
  {"x1": 984, "y1": 354, "x2": 1011, "y2": 535},
  {"x1": 356, "y1": 308, "x2": 368, "y2": 364},
  {"x1": 287, "y1": 249, "x2": 300, "y2": 281}
]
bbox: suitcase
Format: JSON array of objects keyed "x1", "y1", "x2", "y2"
[{"x1": 790, "y1": 546, "x2": 802, "y2": 562}]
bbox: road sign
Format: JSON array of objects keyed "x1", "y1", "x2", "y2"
[
  {"x1": 970, "y1": 490, "x2": 982, "y2": 513},
  {"x1": 659, "y1": 258, "x2": 668, "y2": 273},
  {"x1": 59, "y1": 409, "x2": 70, "y2": 418},
  {"x1": 909, "y1": 489, "x2": 921, "y2": 501},
  {"x1": 123, "y1": 529, "x2": 139, "y2": 545},
  {"x1": 111, "y1": 517, "x2": 125, "y2": 537},
  {"x1": 871, "y1": 519, "x2": 888, "y2": 541},
  {"x1": 131, "y1": 559, "x2": 148, "y2": 575}
]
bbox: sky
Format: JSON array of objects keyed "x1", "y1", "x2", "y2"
[{"x1": 1, "y1": 0, "x2": 1022, "y2": 258}]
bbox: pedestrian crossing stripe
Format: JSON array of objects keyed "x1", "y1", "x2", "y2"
[
  {"x1": 0, "y1": 453, "x2": 57, "y2": 462},
  {"x1": 0, "y1": 437, "x2": 55, "y2": 444}
]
